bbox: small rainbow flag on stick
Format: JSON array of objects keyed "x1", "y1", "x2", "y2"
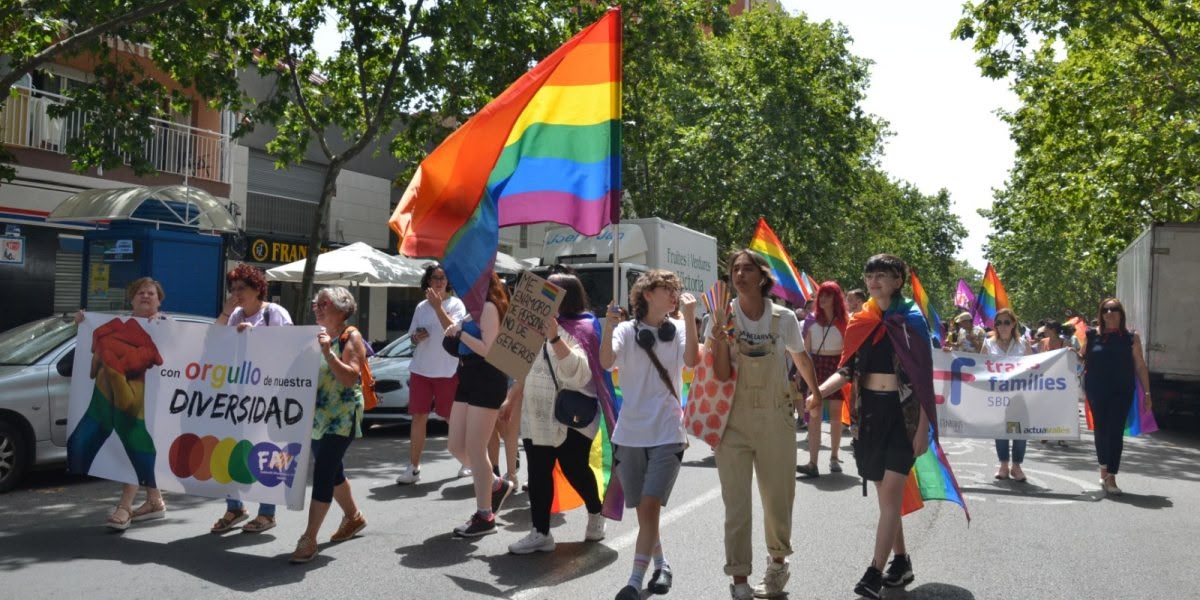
[
  {"x1": 910, "y1": 269, "x2": 943, "y2": 345},
  {"x1": 975, "y1": 263, "x2": 1010, "y2": 328},
  {"x1": 799, "y1": 271, "x2": 819, "y2": 302},
  {"x1": 749, "y1": 217, "x2": 807, "y2": 306},
  {"x1": 389, "y1": 8, "x2": 622, "y2": 316}
]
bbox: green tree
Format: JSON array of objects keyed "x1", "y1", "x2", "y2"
[
  {"x1": 0, "y1": 0, "x2": 260, "y2": 181},
  {"x1": 955, "y1": 0, "x2": 1200, "y2": 317},
  {"x1": 242, "y1": 0, "x2": 596, "y2": 321}
]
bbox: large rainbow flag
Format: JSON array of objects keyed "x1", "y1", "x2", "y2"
[
  {"x1": 910, "y1": 269, "x2": 944, "y2": 345},
  {"x1": 749, "y1": 217, "x2": 807, "y2": 306},
  {"x1": 974, "y1": 262, "x2": 1010, "y2": 328},
  {"x1": 388, "y1": 8, "x2": 622, "y2": 315}
]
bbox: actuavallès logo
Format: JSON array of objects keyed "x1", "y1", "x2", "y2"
[{"x1": 168, "y1": 434, "x2": 301, "y2": 488}]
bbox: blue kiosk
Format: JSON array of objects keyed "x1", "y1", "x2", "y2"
[{"x1": 48, "y1": 185, "x2": 238, "y2": 316}]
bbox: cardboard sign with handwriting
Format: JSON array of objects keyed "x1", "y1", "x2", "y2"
[{"x1": 487, "y1": 271, "x2": 564, "y2": 380}]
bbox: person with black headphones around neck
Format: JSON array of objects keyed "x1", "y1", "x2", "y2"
[{"x1": 600, "y1": 270, "x2": 699, "y2": 600}]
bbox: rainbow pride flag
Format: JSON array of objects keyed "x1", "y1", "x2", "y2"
[
  {"x1": 910, "y1": 269, "x2": 943, "y2": 345},
  {"x1": 974, "y1": 262, "x2": 1010, "y2": 328},
  {"x1": 388, "y1": 9, "x2": 622, "y2": 315},
  {"x1": 902, "y1": 432, "x2": 970, "y2": 522},
  {"x1": 1084, "y1": 380, "x2": 1158, "y2": 436},
  {"x1": 749, "y1": 217, "x2": 807, "y2": 306},
  {"x1": 799, "y1": 271, "x2": 819, "y2": 302}
]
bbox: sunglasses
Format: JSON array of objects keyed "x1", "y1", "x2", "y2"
[
  {"x1": 995, "y1": 319, "x2": 1013, "y2": 326},
  {"x1": 1102, "y1": 307, "x2": 1121, "y2": 314}
]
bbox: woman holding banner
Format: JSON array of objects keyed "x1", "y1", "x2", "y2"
[
  {"x1": 290, "y1": 286, "x2": 368, "y2": 563},
  {"x1": 210, "y1": 264, "x2": 293, "y2": 534},
  {"x1": 71, "y1": 277, "x2": 170, "y2": 530},
  {"x1": 708, "y1": 250, "x2": 818, "y2": 600},
  {"x1": 808, "y1": 254, "x2": 944, "y2": 599},
  {"x1": 984, "y1": 308, "x2": 1030, "y2": 482},
  {"x1": 1082, "y1": 298, "x2": 1152, "y2": 496},
  {"x1": 498, "y1": 271, "x2": 610, "y2": 554},
  {"x1": 444, "y1": 272, "x2": 514, "y2": 538}
]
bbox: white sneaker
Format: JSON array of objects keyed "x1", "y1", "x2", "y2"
[
  {"x1": 753, "y1": 558, "x2": 790, "y2": 598},
  {"x1": 730, "y1": 582, "x2": 755, "y2": 600},
  {"x1": 508, "y1": 531, "x2": 556, "y2": 554},
  {"x1": 457, "y1": 464, "x2": 472, "y2": 478},
  {"x1": 584, "y1": 512, "x2": 607, "y2": 541},
  {"x1": 395, "y1": 464, "x2": 420, "y2": 484}
]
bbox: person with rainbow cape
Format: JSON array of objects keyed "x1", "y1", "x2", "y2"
[{"x1": 807, "y1": 254, "x2": 963, "y2": 599}]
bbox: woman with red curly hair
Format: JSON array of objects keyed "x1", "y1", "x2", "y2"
[{"x1": 797, "y1": 281, "x2": 849, "y2": 478}]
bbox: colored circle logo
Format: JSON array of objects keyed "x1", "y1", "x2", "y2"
[{"x1": 169, "y1": 434, "x2": 301, "y2": 488}]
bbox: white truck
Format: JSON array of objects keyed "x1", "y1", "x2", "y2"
[
  {"x1": 1115, "y1": 223, "x2": 1200, "y2": 421},
  {"x1": 535, "y1": 217, "x2": 719, "y2": 314}
]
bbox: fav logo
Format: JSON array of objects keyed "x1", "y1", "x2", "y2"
[
  {"x1": 168, "y1": 433, "x2": 301, "y2": 488},
  {"x1": 934, "y1": 356, "x2": 976, "y2": 405}
]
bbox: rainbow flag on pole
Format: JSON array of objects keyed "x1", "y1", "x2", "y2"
[
  {"x1": 799, "y1": 271, "x2": 819, "y2": 302},
  {"x1": 974, "y1": 262, "x2": 1010, "y2": 328},
  {"x1": 388, "y1": 8, "x2": 622, "y2": 315},
  {"x1": 749, "y1": 217, "x2": 807, "y2": 306},
  {"x1": 910, "y1": 269, "x2": 943, "y2": 345}
]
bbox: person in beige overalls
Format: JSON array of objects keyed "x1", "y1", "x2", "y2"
[{"x1": 709, "y1": 250, "x2": 820, "y2": 600}]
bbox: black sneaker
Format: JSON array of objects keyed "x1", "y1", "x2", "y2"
[
  {"x1": 882, "y1": 554, "x2": 914, "y2": 588},
  {"x1": 648, "y1": 567, "x2": 673, "y2": 594},
  {"x1": 491, "y1": 478, "x2": 514, "y2": 514},
  {"x1": 796, "y1": 463, "x2": 820, "y2": 478},
  {"x1": 854, "y1": 566, "x2": 883, "y2": 599},
  {"x1": 452, "y1": 512, "x2": 496, "y2": 538},
  {"x1": 615, "y1": 584, "x2": 641, "y2": 600}
]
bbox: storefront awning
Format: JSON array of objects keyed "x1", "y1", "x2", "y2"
[{"x1": 46, "y1": 185, "x2": 238, "y2": 232}]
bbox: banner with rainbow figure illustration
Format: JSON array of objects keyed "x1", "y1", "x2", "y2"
[{"x1": 67, "y1": 314, "x2": 322, "y2": 510}]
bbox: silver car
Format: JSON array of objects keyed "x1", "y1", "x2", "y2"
[
  {"x1": 0, "y1": 313, "x2": 212, "y2": 492},
  {"x1": 363, "y1": 333, "x2": 445, "y2": 426}
]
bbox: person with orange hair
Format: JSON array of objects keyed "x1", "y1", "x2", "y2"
[{"x1": 797, "y1": 281, "x2": 849, "y2": 477}]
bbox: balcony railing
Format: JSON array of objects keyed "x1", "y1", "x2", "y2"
[{"x1": 0, "y1": 88, "x2": 231, "y2": 184}]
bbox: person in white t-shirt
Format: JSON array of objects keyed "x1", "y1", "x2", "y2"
[
  {"x1": 601, "y1": 270, "x2": 699, "y2": 600},
  {"x1": 396, "y1": 264, "x2": 469, "y2": 484},
  {"x1": 707, "y1": 250, "x2": 819, "y2": 600},
  {"x1": 984, "y1": 307, "x2": 1031, "y2": 482}
]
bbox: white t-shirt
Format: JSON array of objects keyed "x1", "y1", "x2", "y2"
[
  {"x1": 409, "y1": 296, "x2": 468, "y2": 378},
  {"x1": 229, "y1": 302, "x2": 292, "y2": 328},
  {"x1": 609, "y1": 317, "x2": 688, "y2": 447},
  {"x1": 983, "y1": 336, "x2": 1029, "y2": 358},
  {"x1": 705, "y1": 299, "x2": 804, "y2": 374},
  {"x1": 806, "y1": 321, "x2": 843, "y2": 354}
]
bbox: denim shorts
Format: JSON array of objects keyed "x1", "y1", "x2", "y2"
[{"x1": 614, "y1": 442, "x2": 686, "y2": 508}]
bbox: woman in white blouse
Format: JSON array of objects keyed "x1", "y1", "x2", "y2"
[
  {"x1": 499, "y1": 272, "x2": 609, "y2": 554},
  {"x1": 984, "y1": 308, "x2": 1031, "y2": 481}
]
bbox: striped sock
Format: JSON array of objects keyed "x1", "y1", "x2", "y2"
[
  {"x1": 653, "y1": 541, "x2": 669, "y2": 570},
  {"x1": 628, "y1": 554, "x2": 651, "y2": 589}
]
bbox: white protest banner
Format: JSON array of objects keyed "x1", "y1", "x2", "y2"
[
  {"x1": 488, "y1": 270, "x2": 565, "y2": 381},
  {"x1": 933, "y1": 348, "x2": 1080, "y2": 440},
  {"x1": 66, "y1": 314, "x2": 321, "y2": 509}
]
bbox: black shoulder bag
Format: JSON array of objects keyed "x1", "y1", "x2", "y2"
[{"x1": 543, "y1": 345, "x2": 598, "y2": 427}]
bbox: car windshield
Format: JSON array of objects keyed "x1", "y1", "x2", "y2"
[
  {"x1": 0, "y1": 316, "x2": 78, "y2": 365},
  {"x1": 376, "y1": 333, "x2": 413, "y2": 358}
]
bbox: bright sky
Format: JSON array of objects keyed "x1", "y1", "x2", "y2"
[
  {"x1": 314, "y1": 2, "x2": 1014, "y2": 269},
  {"x1": 783, "y1": 0, "x2": 1018, "y2": 270}
]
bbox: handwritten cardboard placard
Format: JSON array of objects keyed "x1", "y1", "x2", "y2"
[{"x1": 487, "y1": 270, "x2": 564, "y2": 381}]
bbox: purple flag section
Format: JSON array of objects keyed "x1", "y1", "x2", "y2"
[{"x1": 954, "y1": 279, "x2": 976, "y2": 312}]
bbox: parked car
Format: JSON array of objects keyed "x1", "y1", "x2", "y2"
[
  {"x1": 0, "y1": 313, "x2": 213, "y2": 493},
  {"x1": 364, "y1": 333, "x2": 440, "y2": 426}
]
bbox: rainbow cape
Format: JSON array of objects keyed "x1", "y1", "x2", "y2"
[
  {"x1": 1084, "y1": 379, "x2": 1158, "y2": 437},
  {"x1": 549, "y1": 314, "x2": 624, "y2": 519},
  {"x1": 388, "y1": 9, "x2": 622, "y2": 315},
  {"x1": 910, "y1": 269, "x2": 944, "y2": 345},
  {"x1": 840, "y1": 296, "x2": 970, "y2": 522},
  {"x1": 974, "y1": 263, "x2": 1010, "y2": 328},
  {"x1": 749, "y1": 217, "x2": 807, "y2": 306}
]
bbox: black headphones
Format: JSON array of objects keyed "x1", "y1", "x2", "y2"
[{"x1": 635, "y1": 318, "x2": 676, "y2": 350}]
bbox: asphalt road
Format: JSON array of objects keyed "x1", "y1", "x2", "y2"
[{"x1": 2, "y1": 415, "x2": 1197, "y2": 600}]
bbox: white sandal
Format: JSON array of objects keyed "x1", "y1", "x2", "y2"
[{"x1": 107, "y1": 505, "x2": 133, "y2": 530}]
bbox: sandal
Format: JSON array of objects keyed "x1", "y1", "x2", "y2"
[
  {"x1": 290, "y1": 535, "x2": 319, "y2": 564},
  {"x1": 212, "y1": 509, "x2": 249, "y2": 533},
  {"x1": 132, "y1": 499, "x2": 167, "y2": 522},
  {"x1": 241, "y1": 515, "x2": 276, "y2": 534},
  {"x1": 107, "y1": 505, "x2": 133, "y2": 531}
]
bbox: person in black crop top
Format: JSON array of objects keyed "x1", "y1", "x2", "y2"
[{"x1": 1082, "y1": 298, "x2": 1152, "y2": 496}]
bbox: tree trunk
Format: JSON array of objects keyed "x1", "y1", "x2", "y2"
[{"x1": 297, "y1": 161, "x2": 344, "y2": 323}]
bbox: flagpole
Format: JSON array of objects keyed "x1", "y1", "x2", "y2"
[{"x1": 612, "y1": 196, "x2": 621, "y2": 313}]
